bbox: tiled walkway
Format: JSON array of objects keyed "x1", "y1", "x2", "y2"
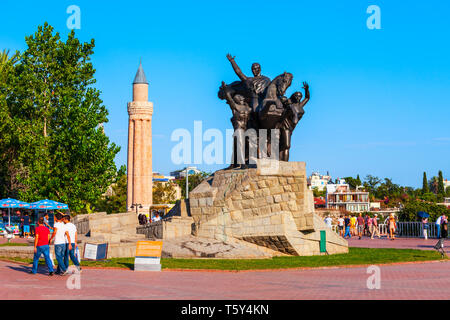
[
  {"x1": 1, "y1": 236, "x2": 448, "y2": 300},
  {"x1": 1, "y1": 260, "x2": 449, "y2": 299}
]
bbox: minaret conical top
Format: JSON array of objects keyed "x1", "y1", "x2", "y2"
[{"x1": 133, "y1": 62, "x2": 148, "y2": 84}]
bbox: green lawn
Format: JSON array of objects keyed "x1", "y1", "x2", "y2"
[
  {"x1": 0, "y1": 243, "x2": 30, "y2": 247},
  {"x1": 1, "y1": 248, "x2": 445, "y2": 271}
]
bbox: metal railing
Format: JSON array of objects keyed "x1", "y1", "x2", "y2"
[
  {"x1": 331, "y1": 222, "x2": 450, "y2": 238},
  {"x1": 395, "y1": 222, "x2": 446, "y2": 239}
]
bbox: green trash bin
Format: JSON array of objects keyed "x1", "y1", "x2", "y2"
[{"x1": 320, "y1": 230, "x2": 327, "y2": 253}]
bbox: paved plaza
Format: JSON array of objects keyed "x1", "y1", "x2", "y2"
[
  {"x1": 1, "y1": 236, "x2": 449, "y2": 300},
  {"x1": 0, "y1": 260, "x2": 449, "y2": 300}
]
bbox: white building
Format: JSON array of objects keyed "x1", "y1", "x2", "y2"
[
  {"x1": 308, "y1": 172, "x2": 332, "y2": 191},
  {"x1": 326, "y1": 182, "x2": 370, "y2": 212},
  {"x1": 444, "y1": 179, "x2": 450, "y2": 190}
]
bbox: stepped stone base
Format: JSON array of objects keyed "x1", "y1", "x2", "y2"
[
  {"x1": 183, "y1": 159, "x2": 348, "y2": 256},
  {"x1": 74, "y1": 212, "x2": 146, "y2": 258}
]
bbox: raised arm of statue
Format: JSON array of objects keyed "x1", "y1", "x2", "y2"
[
  {"x1": 299, "y1": 82, "x2": 310, "y2": 108},
  {"x1": 226, "y1": 54, "x2": 247, "y2": 81}
]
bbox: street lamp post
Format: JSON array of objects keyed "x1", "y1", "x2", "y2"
[
  {"x1": 185, "y1": 167, "x2": 189, "y2": 200},
  {"x1": 130, "y1": 203, "x2": 143, "y2": 215}
]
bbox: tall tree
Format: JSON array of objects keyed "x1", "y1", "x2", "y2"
[
  {"x1": 422, "y1": 172, "x2": 429, "y2": 194},
  {"x1": 5, "y1": 23, "x2": 120, "y2": 212},
  {"x1": 0, "y1": 49, "x2": 19, "y2": 198},
  {"x1": 438, "y1": 170, "x2": 445, "y2": 196}
]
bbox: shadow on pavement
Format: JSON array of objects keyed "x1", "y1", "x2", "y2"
[{"x1": 7, "y1": 265, "x2": 51, "y2": 275}]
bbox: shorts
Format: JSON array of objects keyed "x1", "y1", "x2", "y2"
[
  {"x1": 357, "y1": 225, "x2": 364, "y2": 232},
  {"x1": 23, "y1": 225, "x2": 30, "y2": 233},
  {"x1": 338, "y1": 226, "x2": 344, "y2": 230}
]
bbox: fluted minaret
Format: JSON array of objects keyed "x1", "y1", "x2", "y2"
[{"x1": 127, "y1": 62, "x2": 153, "y2": 211}]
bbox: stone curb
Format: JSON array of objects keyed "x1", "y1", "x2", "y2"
[{"x1": 1, "y1": 257, "x2": 447, "y2": 273}]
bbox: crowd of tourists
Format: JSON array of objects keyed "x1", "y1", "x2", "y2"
[
  {"x1": 31, "y1": 212, "x2": 81, "y2": 276},
  {"x1": 327, "y1": 212, "x2": 449, "y2": 242}
]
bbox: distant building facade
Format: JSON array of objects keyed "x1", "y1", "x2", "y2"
[
  {"x1": 444, "y1": 179, "x2": 450, "y2": 190},
  {"x1": 170, "y1": 166, "x2": 201, "y2": 179},
  {"x1": 307, "y1": 172, "x2": 332, "y2": 191},
  {"x1": 326, "y1": 181, "x2": 370, "y2": 212}
]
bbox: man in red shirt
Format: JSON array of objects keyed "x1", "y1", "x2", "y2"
[{"x1": 30, "y1": 217, "x2": 54, "y2": 275}]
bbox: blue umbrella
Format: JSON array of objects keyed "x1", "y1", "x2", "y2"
[
  {"x1": 417, "y1": 211, "x2": 430, "y2": 218},
  {"x1": 0, "y1": 198, "x2": 30, "y2": 226},
  {"x1": 29, "y1": 199, "x2": 69, "y2": 210}
]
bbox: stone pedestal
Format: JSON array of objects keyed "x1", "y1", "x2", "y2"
[{"x1": 187, "y1": 159, "x2": 348, "y2": 256}]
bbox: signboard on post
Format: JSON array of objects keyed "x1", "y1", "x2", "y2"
[
  {"x1": 134, "y1": 241, "x2": 163, "y2": 271},
  {"x1": 83, "y1": 243, "x2": 108, "y2": 260}
]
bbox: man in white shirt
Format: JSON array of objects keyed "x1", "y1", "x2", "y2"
[
  {"x1": 436, "y1": 215, "x2": 443, "y2": 238},
  {"x1": 152, "y1": 212, "x2": 161, "y2": 223},
  {"x1": 324, "y1": 216, "x2": 333, "y2": 228},
  {"x1": 49, "y1": 212, "x2": 71, "y2": 275},
  {"x1": 63, "y1": 215, "x2": 81, "y2": 272},
  {"x1": 337, "y1": 215, "x2": 345, "y2": 237}
]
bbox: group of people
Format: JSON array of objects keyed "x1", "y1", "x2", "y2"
[
  {"x1": 422, "y1": 214, "x2": 449, "y2": 240},
  {"x1": 2, "y1": 210, "x2": 33, "y2": 238},
  {"x1": 330, "y1": 213, "x2": 396, "y2": 240},
  {"x1": 138, "y1": 211, "x2": 162, "y2": 225},
  {"x1": 31, "y1": 212, "x2": 81, "y2": 276}
]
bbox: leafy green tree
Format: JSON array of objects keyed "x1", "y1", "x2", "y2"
[
  {"x1": 4, "y1": 23, "x2": 120, "y2": 213},
  {"x1": 312, "y1": 187, "x2": 326, "y2": 198},
  {"x1": 399, "y1": 200, "x2": 450, "y2": 222},
  {"x1": 363, "y1": 175, "x2": 381, "y2": 195},
  {"x1": 343, "y1": 176, "x2": 360, "y2": 190},
  {"x1": 176, "y1": 171, "x2": 210, "y2": 199},
  {"x1": 429, "y1": 176, "x2": 438, "y2": 194},
  {"x1": 422, "y1": 172, "x2": 429, "y2": 194},
  {"x1": 95, "y1": 171, "x2": 127, "y2": 214},
  {"x1": 153, "y1": 182, "x2": 177, "y2": 204},
  {"x1": 419, "y1": 192, "x2": 437, "y2": 203}
]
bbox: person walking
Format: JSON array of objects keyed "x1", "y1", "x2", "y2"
[
  {"x1": 337, "y1": 215, "x2": 345, "y2": 237},
  {"x1": 371, "y1": 214, "x2": 381, "y2": 239},
  {"x1": 436, "y1": 215, "x2": 443, "y2": 239},
  {"x1": 434, "y1": 215, "x2": 448, "y2": 258},
  {"x1": 357, "y1": 213, "x2": 365, "y2": 239},
  {"x1": 350, "y1": 215, "x2": 357, "y2": 236},
  {"x1": 344, "y1": 215, "x2": 352, "y2": 239},
  {"x1": 43, "y1": 213, "x2": 52, "y2": 230},
  {"x1": 324, "y1": 215, "x2": 333, "y2": 228},
  {"x1": 22, "y1": 213, "x2": 31, "y2": 238},
  {"x1": 367, "y1": 215, "x2": 373, "y2": 238},
  {"x1": 422, "y1": 217, "x2": 429, "y2": 240},
  {"x1": 388, "y1": 213, "x2": 396, "y2": 240},
  {"x1": 63, "y1": 214, "x2": 81, "y2": 272},
  {"x1": 49, "y1": 212, "x2": 70, "y2": 275},
  {"x1": 30, "y1": 217, "x2": 54, "y2": 276}
]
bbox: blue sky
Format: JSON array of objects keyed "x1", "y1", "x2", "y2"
[{"x1": 1, "y1": 0, "x2": 449, "y2": 187}]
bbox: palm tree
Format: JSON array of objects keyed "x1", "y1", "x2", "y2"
[{"x1": 0, "y1": 49, "x2": 18, "y2": 74}]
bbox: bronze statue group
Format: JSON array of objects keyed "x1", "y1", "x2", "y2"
[{"x1": 219, "y1": 54, "x2": 310, "y2": 167}]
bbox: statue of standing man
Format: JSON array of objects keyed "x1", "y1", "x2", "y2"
[{"x1": 226, "y1": 54, "x2": 271, "y2": 113}]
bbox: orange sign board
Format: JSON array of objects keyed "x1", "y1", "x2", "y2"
[{"x1": 135, "y1": 241, "x2": 163, "y2": 257}]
